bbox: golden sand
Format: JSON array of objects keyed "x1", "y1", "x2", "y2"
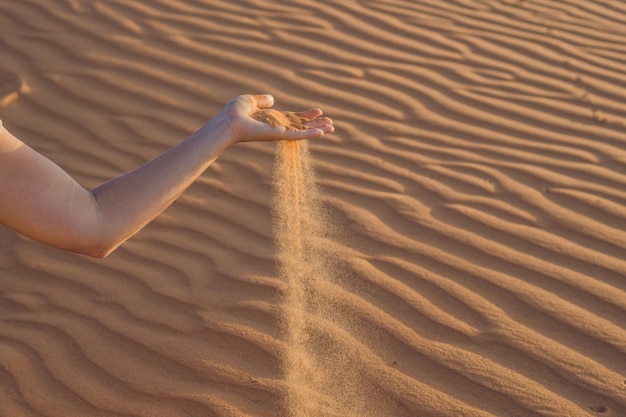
[
  {"x1": 252, "y1": 109, "x2": 309, "y2": 131},
  {"x1": 1, "y1": 0, "x2": 625, "y2": 416},
  {"x1": 273, "y1": 141, "x2": 393, "y2": 417}
]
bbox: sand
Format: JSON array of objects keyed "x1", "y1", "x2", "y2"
[
  {"x1": 273, "y1": 140, "x2": 385, "y2": 417},
  {"x1": 252, "y1": 110, "x2": 308, "y2": 131},
  {"x1": 1, "y1": 1, "x2": 626, "y2": 416}
]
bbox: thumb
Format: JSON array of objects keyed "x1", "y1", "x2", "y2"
[{"x1": 250, "y1": 94, "x2": 274, "y2": 109}]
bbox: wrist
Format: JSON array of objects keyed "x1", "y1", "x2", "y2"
[{"x1": 195, "y1": 111, "x2": 238, "y2": 154}]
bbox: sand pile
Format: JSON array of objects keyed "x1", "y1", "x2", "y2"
[{"x1": 252, "y1": 109, "x2": 309, "y2": 131}]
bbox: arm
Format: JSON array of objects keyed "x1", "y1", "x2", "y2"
[{"x1": 0, "y1": 94, "x2": 333, "y2": 258}]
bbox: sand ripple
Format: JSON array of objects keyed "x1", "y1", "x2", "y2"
[{"x1": 1, "y1": 0, "x2": 625, "y2": 416}]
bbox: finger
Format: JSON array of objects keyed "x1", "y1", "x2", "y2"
[
  {"x1": 293, "y1": 122, "x2": 334, "y2": 137},
  {"x1": 285, "y1": 128, "x2": 326, "y2": 140},
  {"x1": 318, "y1": 124, "x2": 335, "y2": 134},
  {"x1": 294, "y1": 108, "x2": 323, "y2": 120},
  {"x1": 304, "y1": 116, "x2": 333, "y2": 128}
]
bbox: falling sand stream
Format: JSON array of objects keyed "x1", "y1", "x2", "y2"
[
  {"x1": 251, "y1": 107, "x2": 388, "y2": 416},
  {"x1": 273, "y1": 139, "x2": 334, "y2": 417},
  {"x1": 272, "y1": 139, "x2": 384, "y2": 417}
]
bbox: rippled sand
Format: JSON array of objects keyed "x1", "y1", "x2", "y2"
[{"x1": 1, "y1": 1, "x2": 625, "y2": 416}]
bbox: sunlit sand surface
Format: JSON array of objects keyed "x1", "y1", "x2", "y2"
[{"x1": 1, "y1": 1, "x2": 625, "y2": 416}]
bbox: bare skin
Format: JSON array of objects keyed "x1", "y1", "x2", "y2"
[{"x1": 0, "y1": 94, "x2": 334, "y2": 258}]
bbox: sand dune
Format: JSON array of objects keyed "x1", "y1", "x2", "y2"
[{"x1": 1, "y1": 0, "x2": 626, "y2": 416}]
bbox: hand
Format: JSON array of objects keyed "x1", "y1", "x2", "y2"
[{"x1": 221, "y1": 94, "x2": 334, "y2": 144}]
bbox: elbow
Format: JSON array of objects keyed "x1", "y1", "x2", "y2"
[
  {"x1": 80, "y1": 240, "x2": 122, "y2": 258},
  {"x1": 74, "y1": 207, "x2": 126, "y2": 258},
  {"x1": 84, "y1": 247, "x2": 115, "y2": 259},
  {"x1": 64, "y1": 236, "x2": 122, "y2": 258},
  {"x1": 67, "y1": 244, "x2": 115, "y2": 259},
  {"x1": 33, "y1": 232, "x2": 121, "y2": 258}
]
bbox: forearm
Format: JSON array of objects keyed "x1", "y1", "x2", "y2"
[
  {"x1": 0, "y1": 114, "x2": 233, "y2": 258},
  {"x1": 89, "y1": 114, "x2": 234, "y2": 257},
  {"x1": 0, "y1": 94, "x2": 333, "y2": 257}
]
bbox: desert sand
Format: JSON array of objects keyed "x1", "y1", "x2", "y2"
[
  {"x1": 1, "y1": 1, "x2": 626, "y2": 416},
  {"x1": 252, "y1": 110, "x2": 308, "y2": 131}
]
